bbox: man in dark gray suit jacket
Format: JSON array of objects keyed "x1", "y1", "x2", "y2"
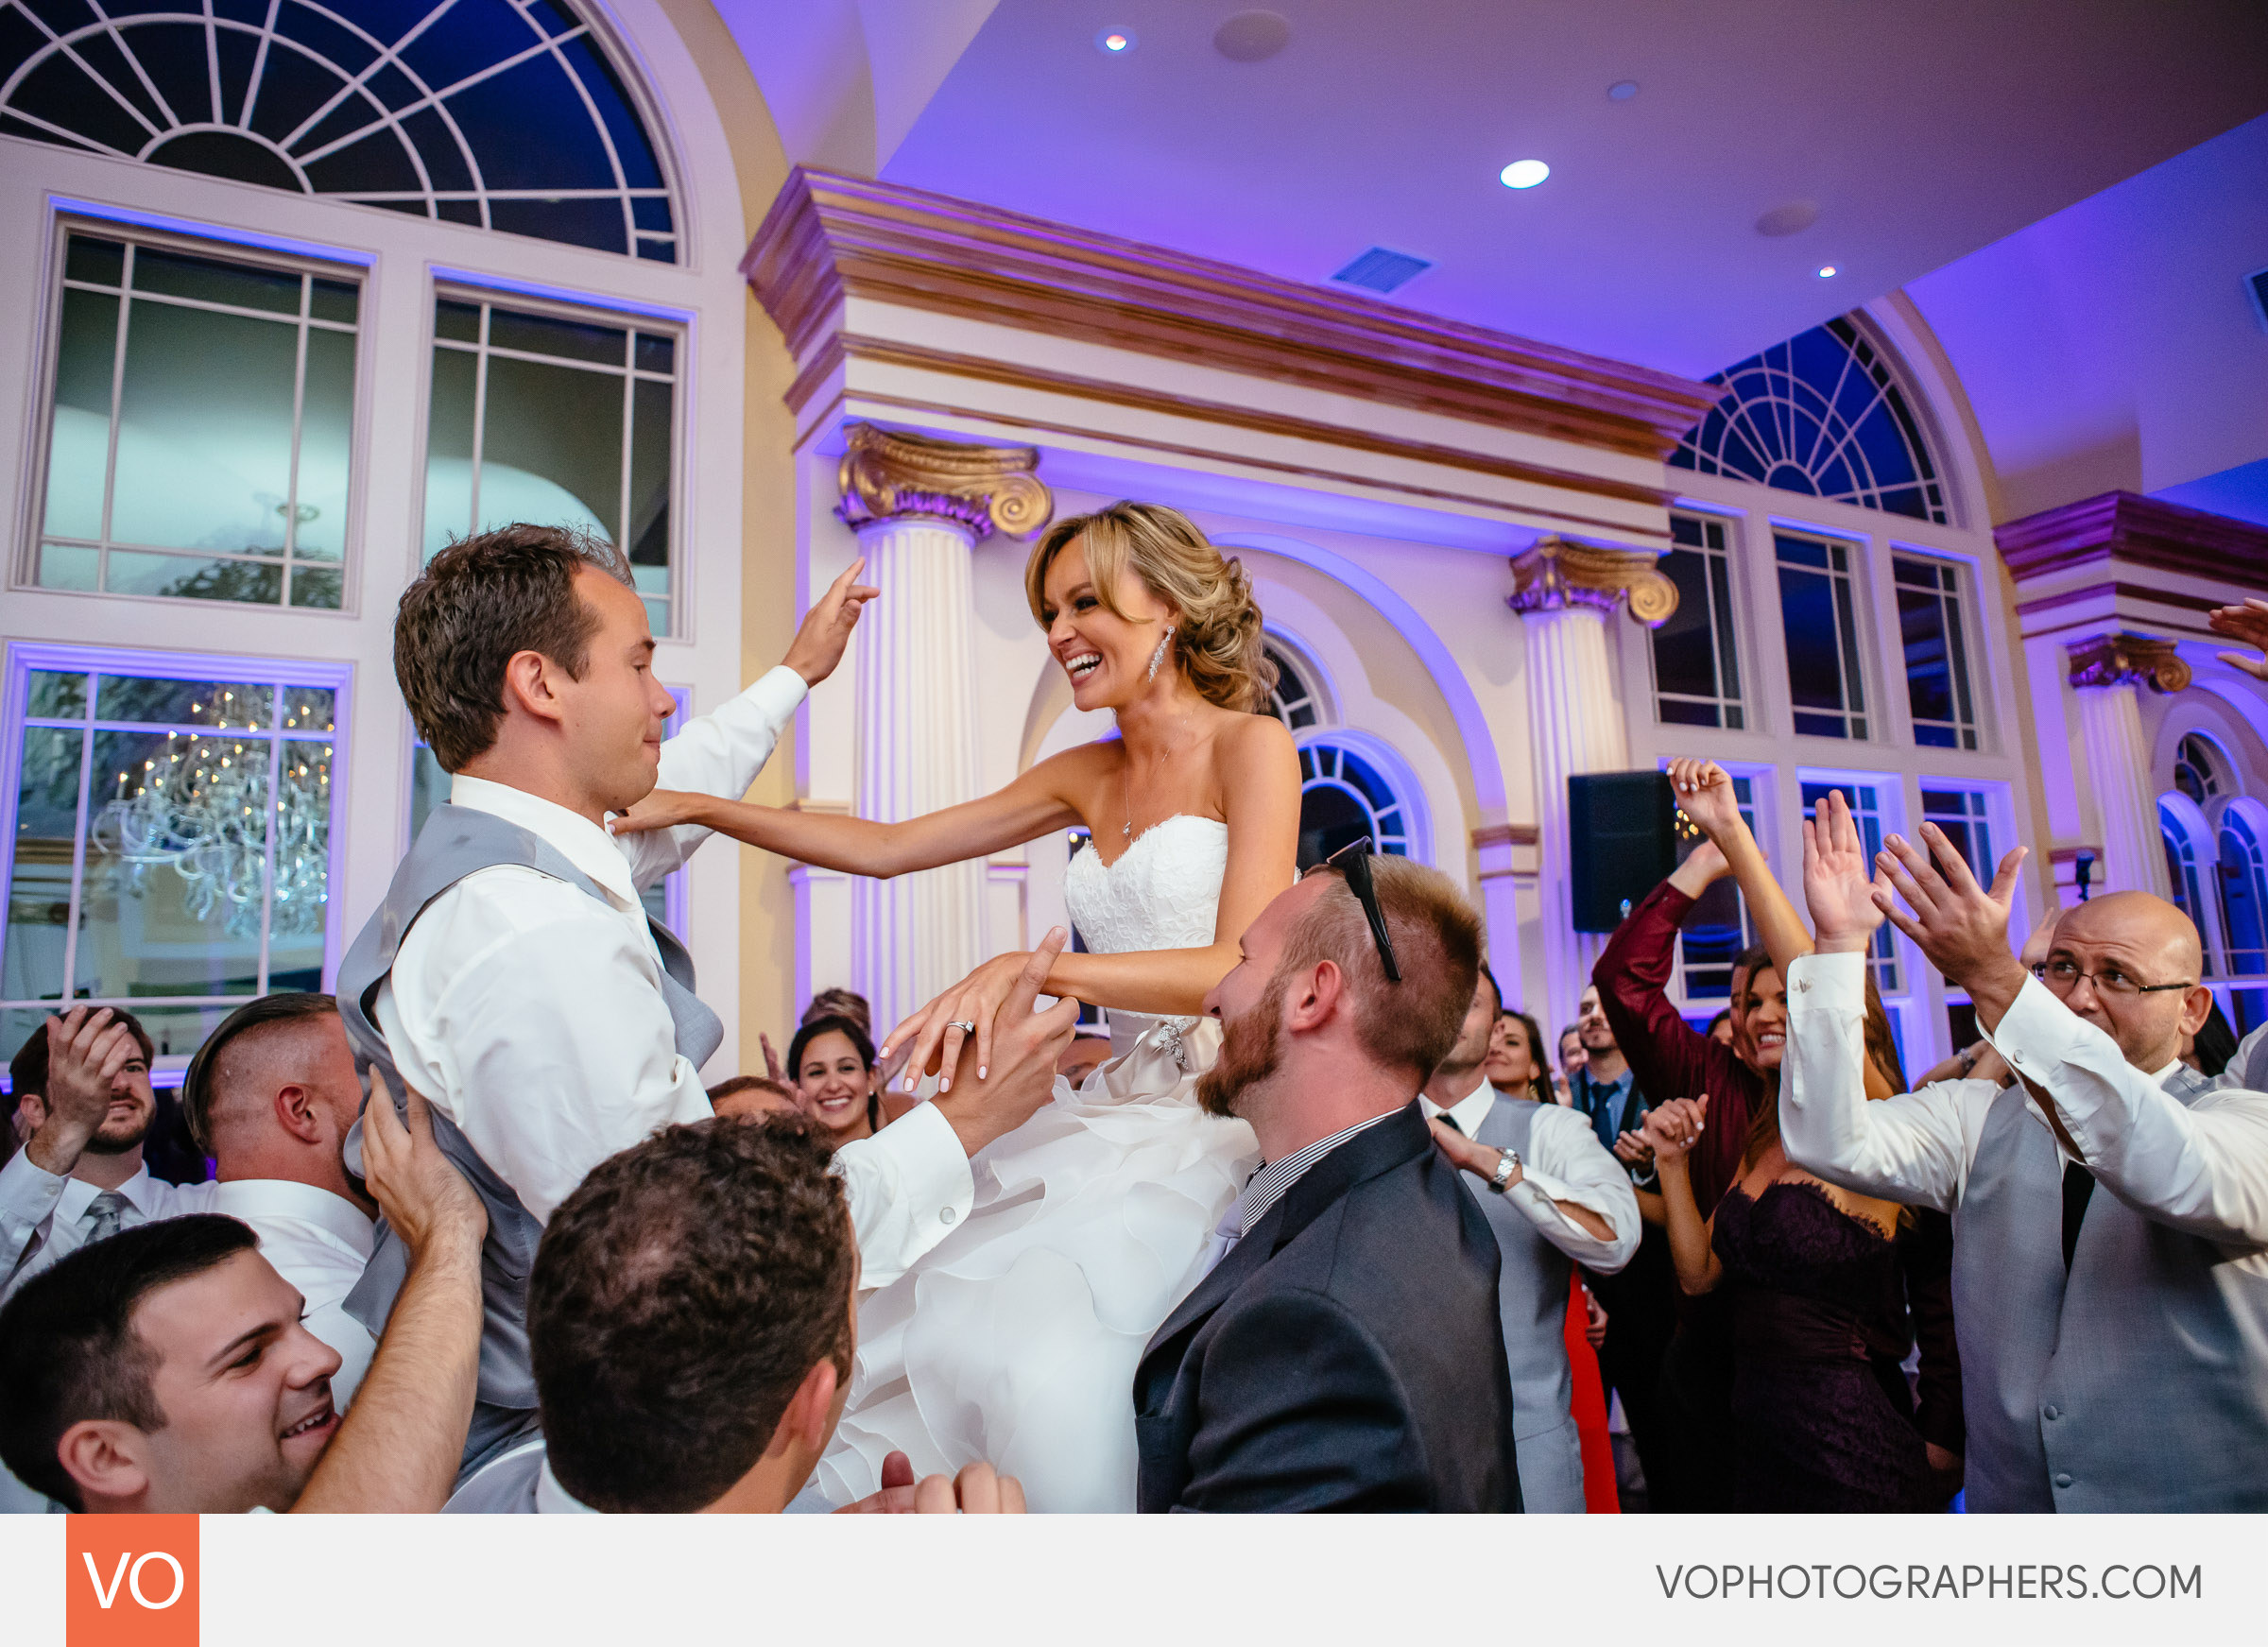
[{"x1": 1133, "y1": 850, "x2": 1520, "y2": 1513}]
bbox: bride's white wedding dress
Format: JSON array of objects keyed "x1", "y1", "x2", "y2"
[{"x1": 815, "y1": 815, "x2": 1260, "y2": 1512}]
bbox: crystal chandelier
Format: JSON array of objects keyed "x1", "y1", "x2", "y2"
[{"x1": 91, "y1": 695, "x2": 332, "y2": 940}]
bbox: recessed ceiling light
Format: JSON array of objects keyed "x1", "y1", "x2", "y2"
[
  {"x1": 1606, "y1": 79, "x2": 1640, "y2": 101},
  {"x1": 1817, "y1": 264, "x2": 1839, "y2": 279},
  {"x1": 1096, "y1": 28, "x2": 1135, "y2": 54},
  {"x1": 1500, "y1": 159, "x2": 1551, "y2": 190}
]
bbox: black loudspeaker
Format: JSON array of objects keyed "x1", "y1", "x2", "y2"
[{"x1": 1568, "y1": 771, "x2": 1678, "y2": 933}]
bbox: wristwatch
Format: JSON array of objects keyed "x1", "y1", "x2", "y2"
[{"x1": 1487, "y1": 1148, "x2": 1522, "y2": 1193}]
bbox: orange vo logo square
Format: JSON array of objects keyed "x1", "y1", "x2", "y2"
[{"x1": 66, "y1": 1516, "x2": 198, "y2": 1646}]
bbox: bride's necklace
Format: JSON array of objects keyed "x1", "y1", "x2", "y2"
[{"x1": 1119, "y1": 704, "x2": 1200, "y2": 841}]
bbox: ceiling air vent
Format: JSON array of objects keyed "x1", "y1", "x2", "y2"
[{"x1": 1330, "y1": 247, "x2": 1433, "y2": 295}]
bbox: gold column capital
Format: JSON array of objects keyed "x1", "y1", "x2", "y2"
[
  {"x1": 835, "y1": 422, "x2": 1053, "y2": 540},
  {"x1": 1505, "y1": 536, "x2": 1679, "y2": 628},
  {"x1": 2067, "y1": 631, "x2": 2191, "y2": 694}
]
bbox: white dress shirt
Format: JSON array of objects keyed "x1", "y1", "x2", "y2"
[
  {"x1": 207, "y1": 1179, "x2": 377, "y2": 1404},
  {"x1": 1, "y1": 1153, "x2": 217, "y2": 1295},
  {"x1": 368, "y1": 664, "x2": 972, "y2": 1286},
  {"x1": 1783, "y1": 952, "x2": 2268, "y2": 1249},
  {"x1": 1421, "y1": 1079, "x2": 1641, "y2": 1272}
]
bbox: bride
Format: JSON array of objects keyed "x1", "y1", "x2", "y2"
[{"x1": 616, "y1": 501, "x2": 1299, "y2": 1510}]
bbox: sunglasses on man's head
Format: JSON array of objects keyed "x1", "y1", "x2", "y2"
[{"x1": 1306, "y1": 836, "x2": 1401, "y2": 984}]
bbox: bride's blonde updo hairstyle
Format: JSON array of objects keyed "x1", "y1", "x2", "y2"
[{"x1": 1024, "y1": 501, "x2": 1275, "y2": 712}]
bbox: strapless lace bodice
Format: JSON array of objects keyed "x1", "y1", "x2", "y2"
[{"x1": 1062, "y1": 815, "x2": 1227, "y2": 955}]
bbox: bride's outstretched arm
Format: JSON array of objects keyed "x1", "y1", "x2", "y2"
[
  {"x1": 884, "y1": 715, "x2": 1301, "y2": 1091},
  {"x1": 611, "y1": 746, "x2": 1097, "y2": 876}
]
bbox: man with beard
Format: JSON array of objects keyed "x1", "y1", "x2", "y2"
[
  {"x1": 1131, "y1": 849, "x2": 1519, "y2": 1512},
  {"x1": 3, "y1": 1007, "x2": 184, "y2": 1295}
]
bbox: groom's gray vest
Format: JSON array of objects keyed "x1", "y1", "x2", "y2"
[
  {"x1": 337, "y1": 804, "x2": 722, "y2": 1464},
  {"x1": 1466, "y1": 1097, "x2": 1586, "y2": 1514},
  {"x1": 1954, "y1": 1068, "x2": 2268, "y2": 1511}
]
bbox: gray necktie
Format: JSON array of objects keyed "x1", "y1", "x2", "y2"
[{"x1": 79, "y1": 1191, "x2": 130, "y2": 1245}]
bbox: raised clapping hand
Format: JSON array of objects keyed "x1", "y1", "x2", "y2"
[
  {"x1": 835, "y1": 1450, "x2": 1027, "y2": 1513},
  {"x1": 782, "y1": 558, "x2": 882, "y2": 689},
  {"x1": 2208, "y1": 597, "x2": 2268, "y2": 682},
  {"x1": 1799, "y1": 789, "x2": 1891, "y2": 953},
  {"x1": 1637, "y1": 1094, "x2": 1708, "y2": 1168},
  {"x1": 1667, "y1": 757, "x2": 1746, "y2": 844},
  {"x1": 1868, "y1": 821, "x2": 2029, "y2": 1015}
]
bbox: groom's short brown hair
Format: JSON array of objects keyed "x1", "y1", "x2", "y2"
[
  {"x1": 395, "y1": 524, "x2": 631, "y2": 772},
  {"x1": 1282, "y1": 856, "x2": 1481, "y2": 1082}
]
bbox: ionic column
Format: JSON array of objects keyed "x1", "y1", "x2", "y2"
[
  {"x1": 2067, "y1": 632, "x2": 2189, "y2": 899},
  {"x1": 834, "y1": 424, "x2": 1052, "y2": 1036},
  {"x1": 1508, "y1": 537, "x2": 1679, "y2": 1032}
]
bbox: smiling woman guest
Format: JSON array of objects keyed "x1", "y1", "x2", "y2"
[
  {"x1": 1485, "y1": 1007, "x2": 1553, "y2": 1106},
  {"x1": 787, "y1": 1017, "x2": 881, "y2": 1146}
]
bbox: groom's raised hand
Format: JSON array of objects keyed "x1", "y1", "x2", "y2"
[
  {"x1": 783, "y1": 557, "x2": 880, "y2": 687},
  {"x1": 931, "y1": 927, "x2": 1081, "y2": 1159}
]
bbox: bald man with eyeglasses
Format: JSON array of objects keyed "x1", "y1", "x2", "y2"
[{"x1": 1780, "y1": 791, "x2": 2268, "y2": 1513}]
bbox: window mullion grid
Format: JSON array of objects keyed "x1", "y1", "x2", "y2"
[
  {"x1": 94, "y1": 242, "x2": 135, "y2": 592},
  {"x1": 256, "y1": 689, "x2": 282, "y2": 992},
  {"x1": 617, "y1": 327, "x2": 634, "y2": 601},
  {"x1": 59, "y1": 684, "x2": 97, "y2": 1004},
  {"x1": 467, "y1": 302, "x2": 489, "y2": 538},
  {"x1": 282, "y1": 272, "x2": 311, "y2": 604}
]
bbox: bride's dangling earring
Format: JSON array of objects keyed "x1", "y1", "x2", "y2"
[{"x1": 1147, "y1": 625, "x2": 1175, "y2": 683}]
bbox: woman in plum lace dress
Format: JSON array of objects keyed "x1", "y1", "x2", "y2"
[{"x1": 617, "y1": 502, "x2": 1298, "y2": 1511}]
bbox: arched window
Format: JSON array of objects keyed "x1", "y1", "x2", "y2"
[
  {"x1": 2218, "y1": 808, "x2": 2268, "y2": 976},
  {"x1": 1, "y1": 0, "x2": 679, "y2": 260},
  {"x1": 2161, "y1": 798, "x2": 2217, "y2": 977},
  {"x1": 1671, "y1": 317, "x2": 1949, "y2": 523},
  {"x1": 2174, "y1": 732, "x2": 2227, "y2": 806},
  {"x1": 1297, "y1": 740, "x2": 1412, "y2": 868},
  {"x1": 1262, "y1": 641, "x2": 1319, "y2": 729}
]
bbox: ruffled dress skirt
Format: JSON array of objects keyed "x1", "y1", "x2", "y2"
[{"x1": 814, "y1": 1017, "x2": 1257, "y2": 1512}]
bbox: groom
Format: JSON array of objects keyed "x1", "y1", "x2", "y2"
[
  {"x1": 1132, "y1": 851, "x2": 1521, "y2": 1512},
  {"x1": 342, "y1": 525, "x2": 1068, "y2": 1471}
]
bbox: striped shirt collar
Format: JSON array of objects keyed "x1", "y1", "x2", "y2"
[{"x1": 1225, "y1": 1107, "x2": 1404, "y2": 1241}]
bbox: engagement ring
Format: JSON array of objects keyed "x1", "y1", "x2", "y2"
[{"x1": 950, "y1": 1020, "x2": 977, "y2": 1034}]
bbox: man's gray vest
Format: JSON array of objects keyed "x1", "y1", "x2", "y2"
[
  {"x1": 337, "y1": 804, "x2": 721, "y2": 1462},
  {"x1": 1466, "y1": 1096, "x2": 1587, "y2": 1514},
  {"x1": 1954, "y1": 1069, "x2": 2268, "y2": 1511}
]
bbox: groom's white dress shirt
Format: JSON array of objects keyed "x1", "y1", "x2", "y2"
[
  {"x1": 1419, "y1": 1079, "x2": 1639, "y2": 1270},
  {"x1": 1782, "y1": 951, "x2": 2268, "y2": 1246},
  {"x1": 369, "y1": 664, "x2": 971, "y2": 1285}
]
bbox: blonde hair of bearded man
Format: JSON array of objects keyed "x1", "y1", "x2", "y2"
[{"x1": 1024, "y1": 501, "x2": 1276, "y2": 712}]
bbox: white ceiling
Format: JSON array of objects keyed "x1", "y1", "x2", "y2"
[{"x1": 875, "y1": 0, "x2": 2268, "y2": 383}]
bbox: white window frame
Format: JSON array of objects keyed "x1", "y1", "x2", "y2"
[
  {"x1": 1650, "y1": 507, "x2": 1748, "y2": 731},
  {"x1": 1772, "y1": 523, "x2": 1877, "y2": 744},
  {"x1": 1890, "y1": 548, "x2": 1988, "y2": 753},
  {"x1": 418, "y1": 272, "x2": 694, "y2": 637},
  {"x1": 17, "y1": 207, "x2": 379, "y2": 618},
  {"x1": 0, "y1": 638, "x2": 353, "y2": 1073}
]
